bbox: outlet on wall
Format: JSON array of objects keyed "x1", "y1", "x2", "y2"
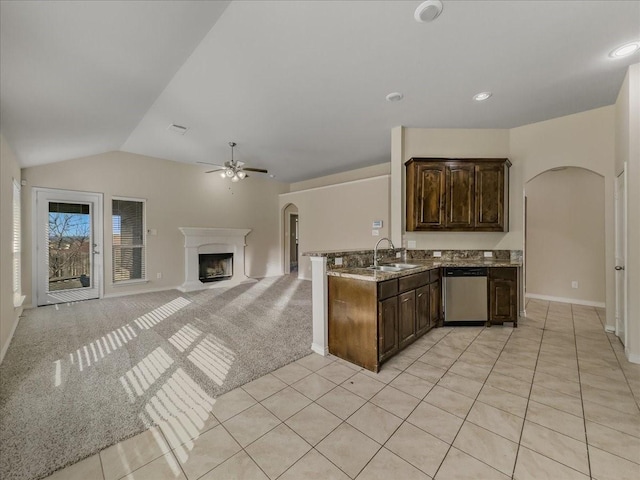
[
  {"x1": 335, "y1": 257, "x2": 343, "y2": 266},
  {"x1": 433, "y1": 251, "x2": 442, "y2": 258},
  {"x1": 571, "y1": 281, "x2": 578, "y2": 289},
  {"x1": 157, "y1": 272, "x2": 162, "y2": 279}
]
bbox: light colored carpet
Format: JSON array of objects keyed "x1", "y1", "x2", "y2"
[{"x1": 0, "y1": 276, "x2": 312, "y2": 480}]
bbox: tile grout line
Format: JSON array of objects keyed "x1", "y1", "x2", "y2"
[
  {"x1": 571, "y1": 303, "x2": 596, "y2": 480},
  {"x1": 509, "y1": 299, "x2": 548, "y2": 480},
  {"x1": 426, "y1": 326, "x2": 513, "y2": 479}
]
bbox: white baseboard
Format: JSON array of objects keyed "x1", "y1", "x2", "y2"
[
  {"x1": 604, "y1": 325, "x2": 616, "y2": 333},
  {"x1": 311, "y1": 343, "x2": 328, "y2": 356},
  {"x1": 0, "y1": 311, "x2": 22, "y2": 364},
  {"x1": 103, "y1": 285, "x2": 182, "y2": 299},
  {"x1": 626, "y1": 349, "x2": 640, "y2": 365},
  {"x1": 525, "y1": 293, "x2": 605, "y2": 308}
]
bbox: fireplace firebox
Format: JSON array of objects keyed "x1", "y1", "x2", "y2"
[{"x1": 199, "y1": 253, "x2": 233, "y2": 283}]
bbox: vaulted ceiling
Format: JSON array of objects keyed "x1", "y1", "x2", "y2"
[{"x1": 1, "y1": 1, "x2": 639, "y2": 182}]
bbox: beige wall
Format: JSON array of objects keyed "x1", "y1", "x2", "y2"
[
  {"x1": 22, "y1": 151, "x2": 289, "y2": 304},
  {"x1": 510, "y1": 106, "x2": 616, "y2": 327},
  {"x1": 526, "y1": 168, "x2": 605, "y2": 304},
  {"x1": 615, "y1": 63, "x2": 640, "y2": 362},
  {"x1": 0, "y1": 134, "x2": 23, "y2": 361},
  {"x1": 280, "y1": 175, "x2": 390, "y2": 280},
  {"x1": 390, "y1": 127, "x2": 521, "y2": 250}
]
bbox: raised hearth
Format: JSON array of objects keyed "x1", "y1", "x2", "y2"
[{"x1": 178, "y1": 227, "x2": 255, "y2": 292}]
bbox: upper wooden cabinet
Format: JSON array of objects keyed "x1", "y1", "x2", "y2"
[{"x1": 406, "y1": 158, "x2": 510, "y2": 232}]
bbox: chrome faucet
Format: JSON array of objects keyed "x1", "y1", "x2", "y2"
[{"x1": 373, "y1": 237, "x2": 395, "y2": 268}]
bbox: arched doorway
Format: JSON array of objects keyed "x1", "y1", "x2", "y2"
[
  {"x1": 283, "y1": 203, "x2": 299, "y2": 276},
  {"x1": 525, "y1": 167, "x2": 605, "y2": 306}
]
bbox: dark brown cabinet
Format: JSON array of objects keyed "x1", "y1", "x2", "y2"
[
  {"x1": 328, "y1": 269, "x2": 441, "y2": 372},
  {"x1": 446, "y1": 163, "x2": 475, "y2": 228},
  {"x1": 429, "y1": 274, "x2": 441, "y2": 328},
  {"x1": 378, "y1": 296, "x2": 399, "y2": 362},
  {"x1": 488, "y1": 267, "x2": 518, "y2": 327},
  {"x1": 398, "y1": 290, "x2": 416, "y2": 349},
  {"x1": 406, "y1": 158, "x2": 510, "y2": 232},
  {"x1": 415, "y1": 284, "x2": 430, "y2": 335}
]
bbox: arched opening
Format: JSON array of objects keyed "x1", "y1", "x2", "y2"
[
  {"x1": 282, "y1": 203, "x2": 299, "y2": 276},
  {"x1": 525, "y1": 167, "x2": 605, "y2": 306}
]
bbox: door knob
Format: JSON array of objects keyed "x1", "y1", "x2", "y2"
[{"x1": 615, "y1": 266, "x2": 624, "y2": 271}]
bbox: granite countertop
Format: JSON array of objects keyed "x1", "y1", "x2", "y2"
[{"x1": 328, "y1": 258, "x2": 522, "y2": 282}]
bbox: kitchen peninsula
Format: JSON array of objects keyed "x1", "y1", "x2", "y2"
[{"x1": 305, "y1": 249, "x2": 522, "y2": 372}]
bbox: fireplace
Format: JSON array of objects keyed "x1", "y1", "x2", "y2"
[
  {"x1": 178, "y1": 227, "x2": 255, "y2": 292},
  {"x1": 199, "y1": 253, "x2": 233, "y2": 282}
]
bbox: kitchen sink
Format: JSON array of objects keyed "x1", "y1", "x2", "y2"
[
  {"x1": 384, "y1": 263, "x2": 421, "y2": 269},
  {"x1": 367, "y1": 263, "x2": 421, "y2": 272}
]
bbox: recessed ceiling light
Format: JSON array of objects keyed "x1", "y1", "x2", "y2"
[
  {"x1": 473, "y1": 91, "x2": 492, "y2": 102},
  {"x1": 168, "y1": 124, "x2": 188, "y2": 135},
  {"x1": 414, "y1": 0, "x2": 443, "y2": 23},
  {"x1": 386, "y1": 92, "x2": 404, "y2": 102},
  {"x1": 609, "y1": 41, "x2": 640, "y2": 58}
]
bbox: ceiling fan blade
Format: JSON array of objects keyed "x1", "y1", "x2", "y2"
[
  {"x1": 205, "y1": 168, "x2": 224, "y2": 173},
  {"x1": 243, "y1": 167, "x2": 269, "y2": 173}
]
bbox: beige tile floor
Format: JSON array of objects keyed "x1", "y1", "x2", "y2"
[{"x1": 44, "y1": 300, "x2": 640, "y2": 480}]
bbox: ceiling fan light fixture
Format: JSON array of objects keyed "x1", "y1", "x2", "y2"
[
  {"x1": 231, "y1": 175, "x2": 240, "y2": 183},
  {"x1": 237, "y1": 171, "x2": 247, "y2": 179},
  {"x1": 225, "y1": 168, "x2": 235, "y2": 178}
]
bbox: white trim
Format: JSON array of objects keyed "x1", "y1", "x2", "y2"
[
  {"x1": 310, "y1": 256, "x2": 329, "y2": 357},
  {"x1": 111, "y1": 279, "x2": 150, "y2": 287},
  {"x1": 605, "y1": 326, "x2": 616, "y2": 333},
  {"x1": 103, "y1": 285, "x2": 181, "y2": 299},
  {"x1": 525, "y1": 293, "x2": 605, "y2": 308},
  {"x1": 311, "y1": 344, "x2": 329, "y2": 356},
  {"x1": 0, "y1": 314, "x2": 21, "y2": 364},
  {"x1": 625, "y1": 348, "x2": 640, "y2": 365},
  {"x1": 280, "y1": 174, "x2": 390, "y2": 197}
]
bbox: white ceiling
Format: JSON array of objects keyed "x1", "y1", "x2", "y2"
[{"x1": 1, "y1": 1, "x2": 639, "y2": 182}]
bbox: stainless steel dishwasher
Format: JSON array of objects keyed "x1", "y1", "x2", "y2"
[{"x1": 443, "y1": 267, "x2": 488, "y2": 325}]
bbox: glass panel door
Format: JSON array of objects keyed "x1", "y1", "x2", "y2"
[{"x1": 36, "y1": 189, "x2": 102, "y2": 305}]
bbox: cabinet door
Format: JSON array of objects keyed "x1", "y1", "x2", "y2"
[
  {"x1": 475, "y1": 163, "x2": 506, "y2": 231},
  {"x1": 415, "y1": 285, "x2": 430, "y2": 335},
  {"x1": 408, "y1": 162, "x2": 446, "y2": 230},
  {"x1": 429, "y1": 279, "x2": 441, "y2": 328},
  {"x1": 378, "y1": 296, "x2": 399, "y2": 361},
  {"x1": 488, "y1": 268, "x2": 517, "y2": 323},
  {"x1": 398, "y1": 290, "x2": 416, "y2": 349},
  {"x1": 445, "y1": 164, "x2": 475, "y2": 229}
]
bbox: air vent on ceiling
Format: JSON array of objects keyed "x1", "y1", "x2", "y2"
[{"x1": 168, "y1": 124, "x2": 188, "y2": 135}]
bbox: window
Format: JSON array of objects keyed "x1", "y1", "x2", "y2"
[
  {"x1": 112, "y1": 198, "x2": 146, "y2": 283},
  {"x1": 12, "y1": 179, "x2": 24, "y2": 306}
]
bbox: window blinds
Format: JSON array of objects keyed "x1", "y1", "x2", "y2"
[{"x1": 112, "y1": 199, "x2": 145, "y2": 282}]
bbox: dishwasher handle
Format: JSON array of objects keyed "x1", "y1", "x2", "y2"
[{"x1": 444, "y1": 267, "x2": 488, "y2": 277}]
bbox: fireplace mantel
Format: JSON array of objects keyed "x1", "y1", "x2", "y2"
[{"x1": 178, "y1": 227, "x2": 255, "y2": 292}]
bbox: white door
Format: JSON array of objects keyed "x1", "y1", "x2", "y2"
[
  {"x1": 614, "y1": 172, "x2": 626, "y2": 345},
  {"x1": 35, "y1": 189, "x2": 103, "y2": 306}
]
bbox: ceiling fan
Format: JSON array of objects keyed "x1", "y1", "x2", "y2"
[{"x1": 198, "y1": 142, "x2": 268, "y2": 182}]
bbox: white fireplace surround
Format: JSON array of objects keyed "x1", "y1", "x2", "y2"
[{"x1": 178, "y1": 227, "x2": 255, "y2": 292}]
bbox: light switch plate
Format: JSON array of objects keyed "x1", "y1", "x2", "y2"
[
  {"x1": 335, "y1": 257, "x2": 343, "y2": 266},
  {"x1": 433, "y1": 251, "x2": 442, "y2": 258},
  {"x1": 396, "y1": 252, "x2": 402, "y2": 258},
  {"x1": 483, "y1": 251, "x2": 493, "y2": 258},
  {"x1": 372, "y1": 230, "x2": 380, "y2": 236}
]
